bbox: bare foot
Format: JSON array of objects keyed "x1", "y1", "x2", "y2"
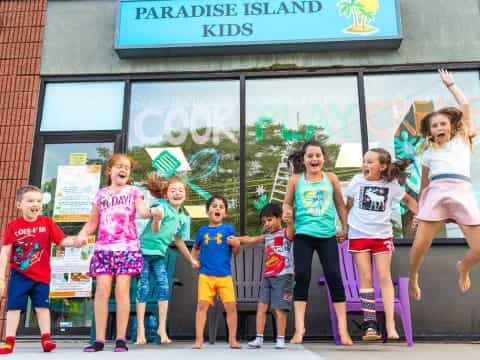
[
  {"x1": 157, "y1": 331, "x2": 172, "y2": 345},
  {"x1": 290, "y1": 329, "x2": 305, "y2": 344},
  {"x1": 387, "y1": 327, "x2": 400, "y2": 340},
  {"x1": 409, "y1": 274, "x2": 422, "y2": 301},
  {"x1": 229, "y1": 340, "x2": 241, "y2": 349},
  {"x1": 457, "y1": 260, "x2": 471, "y2": 293},
  {"x1": 135, "y1": 328, "x2": 147, "y2": 345},
  {"x1": 192, "y1": 341, "x2": 203, "y2": 349},
  {"x1": 339, "y1": 330, "x2": 353, "y2": 346}
]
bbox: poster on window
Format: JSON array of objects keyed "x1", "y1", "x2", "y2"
[
  {"x1": 53, "y1": 165, "x2": 101, "y2": 222},
  {"x1": 50, "y1": 236, "x2": 95, "y2": 298}
]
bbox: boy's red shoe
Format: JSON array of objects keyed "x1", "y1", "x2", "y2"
[
  {"x1": 0, "y1": 337, "x2": 15, "y2": 355},
  {"x1": 41, "y1": 334, "x2": 56, "y2": 352}
]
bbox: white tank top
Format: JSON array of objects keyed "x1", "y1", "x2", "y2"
[{"x1": 420, "y1": 135, "x2": 471, "y2": 178}]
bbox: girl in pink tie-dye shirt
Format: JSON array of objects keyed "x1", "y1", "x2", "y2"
[{"x1": 78, "y1": 154, "x2": 157, "y2": 353}]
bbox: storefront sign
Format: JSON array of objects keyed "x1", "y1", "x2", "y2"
[
  {"x1": 53, "y1": 165, "x2": 101, "y2": 222},
  {"x1": 50, "y1": 236, "x2": 95, "y2": 298},
  {"x1": 115, "y1": 0, "x2": 402, "y2": 57}
]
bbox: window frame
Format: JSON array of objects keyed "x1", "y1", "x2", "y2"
[{"x1": 32, "y1": 64, "x2": 480, "y2": 245}]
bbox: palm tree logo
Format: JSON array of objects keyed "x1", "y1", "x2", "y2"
[{"x1": 337, "y1": 0, "x2": 379, "y2": 34}]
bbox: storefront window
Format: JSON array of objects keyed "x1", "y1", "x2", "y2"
[
  {"x1": 365, "y1": 71, "x2": 480, "y2": 238},
  {"x1": 127, "y1": 80, "x2": 240, "y2": 236},
  {"x1": 245, "y1": 76, "x2": 362, "y2": 235},
  {"x1": 40, "y1": 82, "x2": 124, "y2": 131},
  {"x1": 31, "y1": 142, "x2": 114, "y2": 333}
]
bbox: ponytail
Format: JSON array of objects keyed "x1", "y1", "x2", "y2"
[{"x1": 387, "y1": 158, "x2": 413, "y2": 183}]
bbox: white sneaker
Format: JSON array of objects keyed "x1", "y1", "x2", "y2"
[
  {"x1": 275, "y1": 338, "x2": 286, "y2": 349},
  {"x1": 248, "y1": 337, "x2": 263, "y2": 348}
]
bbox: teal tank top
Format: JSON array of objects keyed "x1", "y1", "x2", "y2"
[{"x1": 294, "y1": 173, "x2": 336, "y2": 238}]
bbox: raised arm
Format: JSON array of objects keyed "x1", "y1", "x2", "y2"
[{"x1": 439, "y1": 68, "x2": 475, "y2": 136}]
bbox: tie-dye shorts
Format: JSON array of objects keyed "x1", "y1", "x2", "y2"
[{"x1": 89, "y1": 250, "x2": 144, "y2": 277}]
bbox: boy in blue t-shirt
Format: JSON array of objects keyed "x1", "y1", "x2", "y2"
[{"x1": 191, "y1": 195, "x2": 240, "y2": 349}]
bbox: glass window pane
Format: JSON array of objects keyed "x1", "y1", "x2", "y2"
[
  {"x1": 40, "y1": 82, "x2": 124, "y2": 131},
  {"x1": 128, "y1": 80, "x2": 240, "y2": 237},
  {"x1": 246, "y1": 76, "x2": 362, "y2": 235},
  {"x1": 365, "y1": 71, "x2": 480, "y2": 238}
]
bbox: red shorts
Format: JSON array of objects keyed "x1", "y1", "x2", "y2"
[{"x1": 348, "y1": 238, "x2": 394, "y2": 255}]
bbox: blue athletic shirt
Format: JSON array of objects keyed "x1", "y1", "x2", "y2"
[{"x1": 194, "y1": 223, "x2": 236, "y2": 277}]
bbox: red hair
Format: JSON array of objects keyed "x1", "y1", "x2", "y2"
[
  {"x1": 143, "y1": 173, "x2": 188, "y2": 199},
  {"x1": 105, "y1": 153, "x2": 136, "y2": 186}
]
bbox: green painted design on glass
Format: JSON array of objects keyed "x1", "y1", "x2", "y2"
[
  {"x1": 152, "y1": 150, "x2": 181, "y2": 177},
  {"x1": 255, "y1": 117, "x2": 317, "y2": 143},
  {"x1": 255, "y1": 117, "x2": 273, "y2": 142},
  {"x1": 254, "y1": 193, "x2": 268, "y2": 211},
  {"x1": 281, "y1": 124, "x2": 317, "y2": 141}
]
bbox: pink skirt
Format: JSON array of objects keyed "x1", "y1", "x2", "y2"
[{"x1": 417, "y1": 178, "x2": 480, "y2": 225}]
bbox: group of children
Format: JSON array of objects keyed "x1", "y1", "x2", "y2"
[{"x1": 1, "y1": 69, "x2": 479, "y2": 353}]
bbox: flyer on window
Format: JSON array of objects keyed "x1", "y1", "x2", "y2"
[
  {"x1": 53, "y1": 165, "x2": 101, "y2": 222},
  {"x1": 50, "y1": 236, "x2": 95, "y2": 298}
]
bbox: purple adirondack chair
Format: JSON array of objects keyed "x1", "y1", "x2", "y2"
[{"x1": 318, "y1": 240, "x2": 413, "y2": 346}]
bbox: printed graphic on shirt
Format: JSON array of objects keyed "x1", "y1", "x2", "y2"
[
  {"x1": 264, "y1": 230, "x2": 293, "y2": 278},
  {"x1": 12, "y1": 230, "x2": 46, "y2": 270},
  {"x1": 301, "y1": 184, "x2": 332, "y2": 216},
  {"x1": 359, "y1": 186, "x2": 389, "y2": 212}
]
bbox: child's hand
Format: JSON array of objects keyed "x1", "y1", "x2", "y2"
[
  {"x1": 73, "y1": 236, "x2": 87, "y2": 248},
  {"x1": 411, "y1": 217, "x2": 419, "y2": 232},
  {"x1": 282, "y1": 212, "x2": 293, "y2": 224},
  {"x1": 439, "y1": 68, "x2": 455, "y2": 87},
  {"x1": 336, "y1": 229, "x2": 347, "y2": 243},
  {"x1": 151, "y1": 207, "x2": 163, "y2": 221},
  {"x1": 191, "y1": 258, "x2": 200, "y2": 270},
  {"x1": 227, "y1": 236, "x2": 240, "y2": 248},
  {"x1": 282, "y1": 208, "x2": 293, "y2": 223}
]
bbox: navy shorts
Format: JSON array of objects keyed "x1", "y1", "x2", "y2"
[{"x1": 6, "y1": 270, "x2": 50, "y2": 311}]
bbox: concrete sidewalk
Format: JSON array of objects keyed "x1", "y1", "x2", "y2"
[{"x1": 7, "y1": 341, "x2": 480, "y2": 359}]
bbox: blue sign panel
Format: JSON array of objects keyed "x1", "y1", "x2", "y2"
[{"x1": 115, "y1": 0, "x2": 402, "y2": 58}]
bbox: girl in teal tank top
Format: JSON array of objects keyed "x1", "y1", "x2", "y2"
[
  {"x1": 283, "y1": 140, "x2": 351, "y2": 346},
  {"x1": 294, "y1": 172, "x2": 337, "y2": 238}
]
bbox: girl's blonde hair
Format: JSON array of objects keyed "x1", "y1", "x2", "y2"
[
  {"x1": 419, "y1": 107, "x2": 472, "y2": 150},
  {"x1": 105, "y1": 153, "x2": 136, "y2": 186},
  {"x1": 143, "y1": 173, "x2": 188, "y2": 199}
]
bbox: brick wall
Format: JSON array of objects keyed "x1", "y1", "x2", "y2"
[{"x1": 0, "y1": 0, "x2": 46, "y2": 339}]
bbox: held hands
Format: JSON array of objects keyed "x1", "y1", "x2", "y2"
[
  {"x1": 227, "y1": 236, "x2": 241, "y2": 249},
  {"x1": 191, "y1": 258, "x2": 200, "y2": 270},
  {"x1": 411, "y1": 216, "x2": 419, "y2": 232},
  {"x1": 282, "y1": 212, "x2": 293, "y2": 224},
  {"x1": 439, "y1": 68, "x2": 455, "y2": 88},
  {"x1": 336, "y1": 227, "x2": 347, "y2": 243},
  {"x1": 151, "y1": 207, "x2": 163, "y2": 221},
  {"x1": 74, "y1": 234, "x2": 89, "y2": 248}
]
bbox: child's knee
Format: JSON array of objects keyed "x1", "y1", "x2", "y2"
[
  {"x1": 223, "y1": 302, "x2": 237, "y2": 313},
  {"x1": 197, "y1": 301, "x2": 210, "y2": 312}
]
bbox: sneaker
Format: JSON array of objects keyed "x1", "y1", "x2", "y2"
[
  {"x1": 361, "y1": 321, "x2": 382, "y2": 341},
  {"x1": 84, "y1": 341, "x2": 105, "y2": 353},
  {"x1": 247, "y1": 337, "x2": 263, "y2": 348},
  {"x1": 114, "y1": 339, "x2": 128, "y2": 352},
  {"x1": 275, "y1": 338, "x2": 286, "y2": 349}
]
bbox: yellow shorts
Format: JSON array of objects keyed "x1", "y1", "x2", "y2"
[{"x1": 198, "y1": 274, "x2": 236, "y2": 305}]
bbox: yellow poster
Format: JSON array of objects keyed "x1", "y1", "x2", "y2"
[{"x1": 68, "y1": 153, "x2": 88, "y2": 165}]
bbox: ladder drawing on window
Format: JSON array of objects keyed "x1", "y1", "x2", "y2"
[{"x1": 270, "y1": 153, "x2": 291, "y2": 204}]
